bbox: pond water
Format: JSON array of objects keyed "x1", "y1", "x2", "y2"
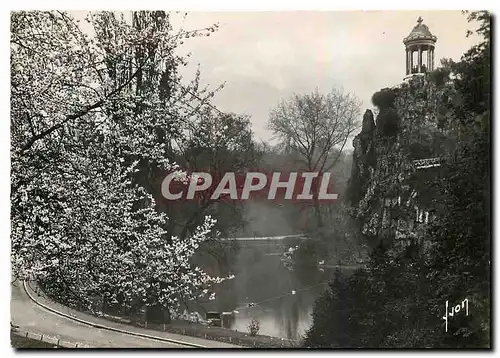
[{"x1": 198, "y1": 240, "x2": 338, "y2": 340}]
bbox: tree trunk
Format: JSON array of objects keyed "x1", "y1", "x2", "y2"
[{"x1": 314, "y1": 199, "x2": 323, "y2": 229}]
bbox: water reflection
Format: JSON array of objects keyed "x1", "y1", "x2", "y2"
[{"x1": 200, "y1": 241, "x2": 335, "y2": 340}]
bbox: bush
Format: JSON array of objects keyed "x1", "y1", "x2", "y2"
[
  {"x1": 247, "y1": 318, "x2": 260, "y2": 336},
  {"x1": 371, "y1": 88, "x2": 396, "y2": 109},
  {"x1": 376, "y1": 108, "x2": 400, "y2": 137},
  {"x1": 429, "y1": 67, "x2": 451, "y2": 87},
  {"x1": 303, "y1": 269, "x2": 356, "y2": 348}
]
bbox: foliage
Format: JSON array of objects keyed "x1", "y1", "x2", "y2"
[
  {"x1": 371, "y1": 88, "x2": 396, "y2": 108},
  {"x1": 376, "y1": 107, "x2": 400, "y2": 137},
  {"x1": 303, "y1": 269, "x2": 354, "y2": 347},
  {"x1": 268, "y1": 88, "x2": 361, "y2": 228},
  {"x1": 429, "y1": 63, "x2": 451, "y2": 87},
  {"x1": 269, "y1": 88, "x2": 361, "y2": 173},
  {"x1": 372, "y1": 88, "x2": 400, "y2": 137},
  {"x1": 11, "y1": 11, "x2": 233, "y2": 319},
  {"x1": 164, "y1": 111, "x2": 262, "y2": 241},
  {"x1": 248, "y1": 318, "x2": 261, "y2": 336},
  {"x1": 304, "y1": 11, "x2": 490, "y2": 348},
  {"x1": 430, "y1": 11, "x2": 490, "y2": 125}
]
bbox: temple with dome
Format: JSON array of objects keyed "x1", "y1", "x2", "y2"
[{"x1": 403, "y1": 17, "x2": 437, "y2": 79}]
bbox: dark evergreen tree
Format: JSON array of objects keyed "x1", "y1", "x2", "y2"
[{"x1": 303, "y1": 269, "x2": 354, "y2": 348}]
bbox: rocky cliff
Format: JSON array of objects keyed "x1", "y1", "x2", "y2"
[{"x1": 346, "y1": 75, "x2": 458, "y2": 248}]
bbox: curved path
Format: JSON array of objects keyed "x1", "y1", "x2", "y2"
[{"x1": 11, "y1": 281, "x2": 239, "y2": 348}]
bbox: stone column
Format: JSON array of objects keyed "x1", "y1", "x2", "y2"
[
  {"x1": 427, "y1": 48, "x2": 431, "y2": 70},
  {"x1": 431, "y1": 48, "x2": 434, "y2": 71},
  {"x1": 406, "y1": 49, "x2": 410, "y2": 75},
  {"x1": 405, "y1": 49, "x2": 408, "y2": 75},
  {"x1": 418, "y1": 45, "x2": 422, "y2": 73},
  {"x1": 409, "y1": 47, "x2": 413, "y2": 73}
]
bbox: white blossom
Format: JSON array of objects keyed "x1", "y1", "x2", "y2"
[{"x1": 11, "y1": 10, "x2": 228, "y2": 314}]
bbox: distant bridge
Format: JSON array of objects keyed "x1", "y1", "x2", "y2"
[
  {"x1": 221, "y1": 234, "x2": 309, "y2": 242},
  {"x1": 219, "y1": 234, "x2": 310, "y2": 250}
]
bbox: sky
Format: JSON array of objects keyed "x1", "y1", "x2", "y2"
[
  {"x1": 71, "y1": 11, "x2": 483, "y2": 147},
  {"x1": 170, "y1": 11, "x2": 482, "y2": 146}
]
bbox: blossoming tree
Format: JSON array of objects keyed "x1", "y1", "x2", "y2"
[{"x1": 11, "y1": 10, "x2": 232, "y2": 321}]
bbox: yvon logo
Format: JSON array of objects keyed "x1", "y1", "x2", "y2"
[
  {"x1": 160, "y1": 171, "x2": 339, "y2": 203},
  {"x1": 443, "y1": 298, "x2": 469, "y2": 333}
]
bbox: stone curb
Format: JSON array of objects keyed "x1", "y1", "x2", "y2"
[{"x1": 23, "y1": 281, "x2": 207, "y2": 348}]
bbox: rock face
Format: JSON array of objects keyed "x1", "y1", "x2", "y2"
[
  {"x1": 347, "y1": 110, "x2": 376, "y2": 207},
  {"x1": 346, "y1": 76, "x2": 457, "y2": 248}
]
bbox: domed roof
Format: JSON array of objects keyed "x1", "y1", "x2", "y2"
[{"x1": 403, "y1": 17, "x2": 437, "y2": 44}]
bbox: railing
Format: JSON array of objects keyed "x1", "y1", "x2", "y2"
[
  {"x1": 413, "y1": 157, "x2": 441, "y2": 170},
  {"x1": 11, "y1": 328, "x2": 92, "y2": 348}
]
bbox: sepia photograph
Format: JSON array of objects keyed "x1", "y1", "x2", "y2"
[{"x1": 9, "y1": 8, "x2": 491, "y2": 350}]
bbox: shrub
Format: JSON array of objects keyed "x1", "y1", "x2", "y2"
[
  {"x1": 247, "y1": 318, "x2": 260, "y2": 336},
  {"x1": 371, "y1": 88, "x2": 396, "y2": 109},
  {"x1": 376, "y1": 108, "x2": 400, "y2": 137}
]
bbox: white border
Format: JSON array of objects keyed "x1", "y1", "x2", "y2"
[{"x1": 2, "y1": 2, "x2": 498, "y2": 358}]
